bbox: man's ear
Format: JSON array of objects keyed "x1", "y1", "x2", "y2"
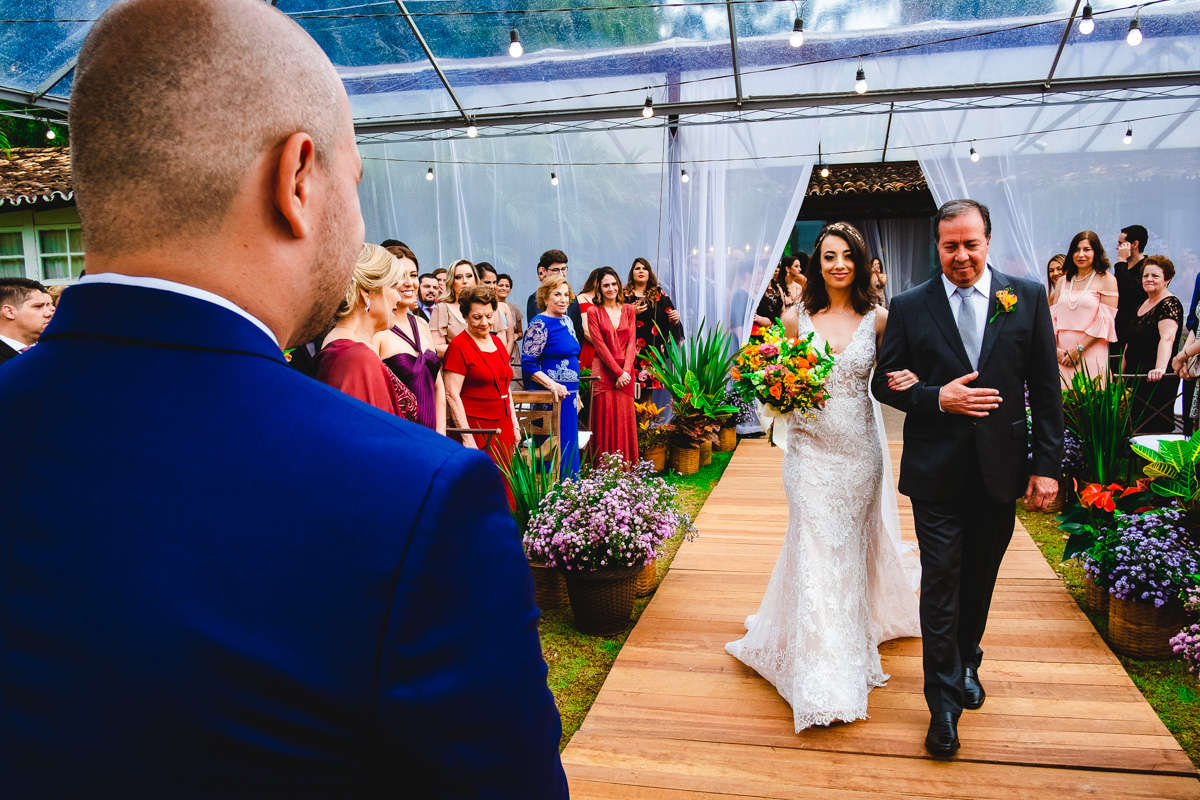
[
  {"x1": 0, "y1": 304, "x2": 15, "y2": 320},
  {"x1": 274, "y1": 132, "x2": 317, "y2": 239}
]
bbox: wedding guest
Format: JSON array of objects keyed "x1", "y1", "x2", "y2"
[
  {"x1": 870, "y1": 256, "x2": 888, "y2": 306},
  {"x1": 316, "y1": 244, "x2": 418, "y2": 421},
  {"x1": 477, "y1": 261, "x2": 510, "y2": 352},
  {"x1": 1126, "y1": 255, "x2": 1183, "y2": 434},
  {"x1": 3, "y1": 0, "x2": 567, "y2": 793},
  {"x1": 417, "y1": 272, "x2": 440, "y2": 319},
  {"x1": 376, "y1": 244, "x2": 446, "y2": 433},
  {"x1": 0, "y1": 277, "x2": 53, "y2": 365},
  {"x1": 623, "y1": 257, "x2": 683, "y2": 405},
  {"x1": 523, "y1": 275, "x2": 583, "y2": 478},
  {"x1": 524, "y1": 249, "x2": 585, "y2": 346},
  {"x1": 496, "y1": 272, "x2": 523, "y2": 360},
  {"x1": 1050, "y1": 230, "x2": 1118, "y2": 385},
  {"x1": 754, "y1": 253, "x2": 806, "y2": 328},
  {"x1": 383, "y1": 243, "x2": 426, "y2": 320},
  {"x1": 1174, "y1": 269, "x2": 1200, "y2": 433},
  {"x1": 1113, "y1": 224, "x2": 1149, "y2": 352},
  {"x1": 444, "y1": 285, "x2": 520, "y2": 466},
  {"x1": 587, "y1": 267, "x2": 638, "y2": 464},
  {"x1": 576, "y1": 267, "x2": 602, "y2": 380},
  {"x1": 429, "y1": 258, "x2": 477, "y2": 358},
  {"x1": 1045, "y1": 254, "x2": 1066, "y2": 299},
  {"x1": 432, "y1": 266, "x2": 448, "y2": 298},
  {"x1": 46, "y1": 284, "x2": 67, "y2": 307}
]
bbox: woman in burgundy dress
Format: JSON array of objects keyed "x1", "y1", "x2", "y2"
[
  {"x1": 374, "y1": 243, "x2": 445, "y2": 433},
  {"x1": 623, "y1": 257, "x2": 684, "y2": 405},
  {"x1": 444, "y1": 285, "x2": 521, "y2": 468},
  {"x1": 316, "y1": 243, "x2": 418, "y2": 420},
  {"x1": 586, "y1": 266, "x2": 638, "y2": 464}
]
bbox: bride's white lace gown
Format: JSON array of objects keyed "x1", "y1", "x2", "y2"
[{"x1": 725, "y1": 307, "x2": 921, "y2": 732}]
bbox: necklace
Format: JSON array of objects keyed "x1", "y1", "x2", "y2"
[{"x1": 1064, "y1": 270, "x2": 1095, "y2": 311}]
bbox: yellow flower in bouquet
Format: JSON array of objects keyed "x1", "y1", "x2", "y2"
[{"x1": 731, "y1": 321, "x2": 836, "y2": 415}]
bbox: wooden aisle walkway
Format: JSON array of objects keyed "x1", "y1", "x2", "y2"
[{"x1": 562, "y1": 438, "x2": 1200, "y2": 799}]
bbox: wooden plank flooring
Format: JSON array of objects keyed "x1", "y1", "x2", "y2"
[{"x1": 561, "y1": 438, "x2": 1200, "y2": 798}]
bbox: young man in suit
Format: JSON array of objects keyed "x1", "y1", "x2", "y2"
[
  {"x1": 0, "y1": 1, "x2": 566, "y2": 796},
  {"x1": 872, "y1": 199, "x2": 1063, "y2": 758},
  {"x1": 0, "y1": 277, "x2": 53, "y2": 365}
]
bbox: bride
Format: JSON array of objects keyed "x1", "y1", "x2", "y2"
[{"x1": 725, "y1": 221, "x2": 922, "y2": 732}]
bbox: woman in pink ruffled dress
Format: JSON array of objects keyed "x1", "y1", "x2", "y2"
[{"x1": 1050, "y1": 230, "x2": 1118, "y2": 385}]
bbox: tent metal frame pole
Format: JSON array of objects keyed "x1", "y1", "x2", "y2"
[
  {"x1": 1044, "y1": 0, "x2": 1082, "y2": 90},
  {"x1": 354, "y1": 71, "x2": 1200, "y2": 134},
  {"x1": 390, "y1": 0, "x2": 471, "y2": 126},
  {"x1": 30, "y1": 57, "x2": 77, "y2": 104},
  {"x1": 725, "y1": 0, "x2": 744, "y2": 107},
  {"x1": 880, "y1": 102, "x2": 894, "y2": 161}
]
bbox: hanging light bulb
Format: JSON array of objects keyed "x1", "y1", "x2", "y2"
[
  {"x1": 45, "y1": 128, "x2": 56, "y2": 140},
  {"x1": 550, "y1": 171, "x2": 558, "y2": 187},
  {"x1": 466, "y1": 124, "x2": 478, "y2": 138},
  {"x1": 789, "y1": 16, "x2": 804, "y2": 48},
  {"x1": 853, "y1": 60, "x2": 867, "y2": 95},
  {"x1": 1123, "y1": 125, "x2": 1133, "y2": 144},
  {"x1": 1126, "y1": 14, "x2": 1142, "y2": 46},
  {"x1": 508, "y1": 29, "x2": 524, "y2": 58},
  {"x1": 425, "y1": 166, "x2": 434, "y2": 181},
  {"x1": 642, "y1": 94, "x2": 654, "y2": 119},
  {"x1": 680, "y1": 168, "x2": 689, "y2": 183},
  {"x1": 969, "y1": 143, "x2": 980, "y2": 162},
  {"x1": 1079, "y1": 4, "x2": 1095, "y2": 35},
  {"x1": 819, "y1": 165, "x2": 830, "y2": 178}
]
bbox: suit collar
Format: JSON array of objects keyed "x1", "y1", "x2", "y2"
[
  {"x1": 40, "y1": 283, "x2": 286, "y2": 364},
  {"x1": 924, "y1": 277, "x2": 973, "y2": 372},
  {"x1": 977, "y1": 268, "x2": 1015, "y2": 372}
]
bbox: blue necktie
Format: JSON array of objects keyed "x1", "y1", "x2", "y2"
[{"x1": 956, "y1": 287, "x2": 980, "y2": 369}]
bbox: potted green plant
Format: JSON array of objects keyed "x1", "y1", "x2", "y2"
[
  {"x1": 499, "y1": 440, "x2": 566, "y2": 610},
  {"x1": 635, "y1": 400, "x2": 669, "y2": 472},
  {"x1": 1061, "y1": 479, "x2": 1153, "y2": 613},
  {"x1": 1131, "y1": 430, "x2": 1200, "y2": 529},
  {"x1": 1061, "y1": 367, "x2": 1143, "y2": 485},
  {"x1": 523, "y1": 454, "x2": 695, "y2": 635}
]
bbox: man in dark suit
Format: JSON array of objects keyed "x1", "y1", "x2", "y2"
[
  {"x1": 0, "y1": 277, "x2": 53, "y2": 365},
  {"x1": 0, "y1": 0, "x2": 566, "y2": 796},
  {"x1": 526, "y1": 248, "x2": 585, "y2": 342},
  {"x1": 872, "y1": 199, "x2": 1062, "y2": 758}
]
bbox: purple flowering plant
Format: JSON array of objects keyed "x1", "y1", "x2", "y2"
[
  {"x1": 523, "y1": 453, "x2": 696, "y2": 572},
  {"x1": 1106, "y1": 505, "x2": 1198, "y2": 608},
  {"x1": 1170, "y1": 587, "x2": 1200, "y2": 677}
]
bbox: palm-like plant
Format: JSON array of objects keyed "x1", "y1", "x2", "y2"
[
  {"x1": 1061, "y1": 360, "x2": 1144, "y2": 485},
  {"x1": 642, "y1": 319, "x2": 739, "y2": 428},
  {"x1": 1131, "y1": 430, "x2": 1200, "y2": 515}
]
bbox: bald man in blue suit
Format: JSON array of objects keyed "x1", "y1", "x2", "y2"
[{"x1": 0, "y1": 1, "x2": 565, "y2": 796}]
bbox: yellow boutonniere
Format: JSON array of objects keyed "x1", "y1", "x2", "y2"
[{"x1": 989, "y1": 288, "x2": 1018, "y2": 323}]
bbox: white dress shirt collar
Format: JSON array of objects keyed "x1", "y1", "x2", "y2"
[
  {"x1": 941, "y1": 267, "x2": 993, "y2": 301},
  {"x1": 0, "y1": 333, "x2": 29, "y2": 353},
  {"x1": 78, "y1": 273, "x2": 280, "y2": 348}
]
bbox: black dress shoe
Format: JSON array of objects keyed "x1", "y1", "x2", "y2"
[
  {"x1": 925, "y1": 712, "x2": 960, "y2": 757},
  {"x1": 963, "y1": 667, "x2": 986, "y2": 710}
]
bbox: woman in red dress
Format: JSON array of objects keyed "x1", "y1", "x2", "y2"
[
  {"x1": 586, "y1": 267, "x2": 639, "y2": 464},
  {"x1": 444, "y1": 285, "x2": 520, "y2": 468},
  {"x1": 316, "y1": 243, "x2": 418, "y2": 420}
]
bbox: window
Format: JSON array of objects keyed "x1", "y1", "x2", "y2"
[
  {"x1": 38, "y1": 226, "x2": 84, "y2": 281},
  {"x1": 0, "y1": 231, "x2": 24, "y2": 278}
]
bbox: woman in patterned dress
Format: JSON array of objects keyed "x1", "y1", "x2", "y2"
[
  {"x1": 522, "y1": 275, "x2": 582, "y2": 478},
  {"x1": 622, "y1": 257, "x2": 683, "y2": 406}
]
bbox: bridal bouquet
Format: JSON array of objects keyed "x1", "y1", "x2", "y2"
[{"x1": 730, "y1": 320, "x2": 836, "y2": 416}]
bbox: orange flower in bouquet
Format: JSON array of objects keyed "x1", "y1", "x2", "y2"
[{"x1": 731, "y1": 320, "x2": 836, "y2": 416}]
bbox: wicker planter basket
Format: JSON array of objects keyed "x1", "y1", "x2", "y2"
[
  {"x1": 530, "y1": 562, "x2": 568, "y2": 610},
  {"x1": 635, "y1": 559, "x2": 657, "y2": 597},
  {"x1": 699, "y1": 439, "x2": 713, "y2": 466},
  {"x1": 715, "y1": 426, "x2": 737, "y2": 452},
  {"x1": 563, "y1": 564, "x2": 641, "y2": 635},
  {"x1": 644, "y1": 445, "x2": 668, "y2": 473},
  {"x1": 1108, "y1": 595, "x2": 1190, "y2": 660},
  {"x1": 672, "y1": 445, "x2": 700, "y2": 475},
  {"x1": 1083, "y1": 572, "x2": 1109, "y2": 615}
]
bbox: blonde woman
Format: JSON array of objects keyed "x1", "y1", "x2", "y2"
[
  {"x1": 315, "y1": 243, "x2": 418, "y2": 420},
  {"x1": 429, "y1": 258, "x2": 477, "y2": 358},
  {"x1": 521, "y1": 275, "x2": 582, "y2": 478}
]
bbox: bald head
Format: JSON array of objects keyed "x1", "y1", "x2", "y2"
[{"x1": 70, "y1": 0, "x2": 346, "y2": 257}]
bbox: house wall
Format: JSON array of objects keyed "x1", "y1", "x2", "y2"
[{"x1": 0, "y1": 204, "x2": 83, "y2": 285}]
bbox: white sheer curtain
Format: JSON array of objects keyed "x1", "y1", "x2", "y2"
[{"x1": 851, "y1": 218, "x2": 936, "y2": 299}]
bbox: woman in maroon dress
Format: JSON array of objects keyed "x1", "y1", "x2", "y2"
[
  {"x1": 316, "y1": 243, "x2": 418, "y2": 420},
  {"x1": 444, "y1": 285, "x2": 520, "y2": 467},
  {"x1": 587, "y1": 267, "x2": 638, "y2": 464}
]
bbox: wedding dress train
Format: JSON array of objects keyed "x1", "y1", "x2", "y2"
[{"x1": 725, "y1": 307, "x2": 922, "y2": 732}]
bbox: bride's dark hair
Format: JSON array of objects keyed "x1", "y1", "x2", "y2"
[{"x1": 802, "y1": 221, "x2": 875, "y2": 316}]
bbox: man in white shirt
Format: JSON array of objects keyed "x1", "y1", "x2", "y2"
[{"x1": 0, "y1": 277, "x2": 53, "y2": 365}]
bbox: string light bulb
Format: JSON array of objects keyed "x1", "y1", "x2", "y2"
[
  {"x1": 508, "y1": 29, "x2": 523, "y2": 58},
  {"x1": 45, "y1": 128, "x2": 56, "y2": 140},
  {"x1": 819, "y1": 165, "x2": 830, "y2": 178},
  {"x1": 680, "y1": 168, "x2": 689, "y2": 183},
  {"x1": 425, "y1": 166, "x2": 434, "y2": 181},
  {"x1": 550, "y1": 171, "x2": 558, "y2": 187},
  {"x1": 1079, "y1": 4, "x2": 1095, "y2": 35},
  {"x1": 1126, "y1": 14, "x2": 1142, "y2": 46},
  {"x1": 642, "y1": 94, "x2": 654, "y2": 118},
  {"x1": 789, "y1": 16, "x2": 804, "y2": 48},
  {"x1": 1123, "y1": 125, "x2": 1133, "y2": 144},
  {"x1": 466, "y1": 124, "x2": 478, "y2": 138},
  {"x1": 969, "y1": 143, "x2": 980, "y2": 162},
  {"x1": 854, "y1": 61, "x2": 868, "y2": 95}
]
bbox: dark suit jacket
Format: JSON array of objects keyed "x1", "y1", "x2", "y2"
[
  {"x1": 0, "y1": 283, "x2": 566, "y2": 797},
  {"x1": 0, "y1": 339, "x2": 19, "y2": 366},
  {"x1": 871, "y1": 269, "x2": 1063, "y2": 503}
]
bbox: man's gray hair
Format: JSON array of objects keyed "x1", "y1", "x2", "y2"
[{"x1": 934, "y1": 199, "x2": 992, "y2": 240}]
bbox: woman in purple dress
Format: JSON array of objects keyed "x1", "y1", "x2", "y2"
[{"x1": 374, "y1": 243, "x2": 446, "y2": 433}]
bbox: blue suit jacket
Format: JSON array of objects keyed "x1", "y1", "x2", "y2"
[{"x1": 0, "y1": 283, "x2": 567, "y2": 797}]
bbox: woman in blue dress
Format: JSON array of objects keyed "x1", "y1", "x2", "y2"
[{"x1": 521, "y1": 275, "x2": 582, "y2": 478}]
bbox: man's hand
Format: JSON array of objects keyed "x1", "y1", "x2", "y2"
[
  {"x1": 938, "y1": 371, "x2": 1002, "y2": 417},
  {"x1": 1022, "y1": 474, "x2": 1058, "y2": 511}
]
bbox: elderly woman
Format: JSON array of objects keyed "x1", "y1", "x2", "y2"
[
  {"x1": 444, "y1": 285, "x2": 520, "y2": 467},
  {"x1": 522, "y1": 275, "x2": 583, "y2": 478},
  {"x1": 1126, "y1": 255, "x2": 1183, "y2": 434},
  {"x1": 316, "y1": 243, "x2": 418, "y2": 420},
  {"x1": 374, "y1": 243, "x2": 446, "y2": 433},
  {"x1": 429, "y1": 258, "x2": 477, "y2": 358}
]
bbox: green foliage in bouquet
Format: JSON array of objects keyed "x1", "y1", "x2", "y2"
[
  {"x1": 1060, "y1": 362, "x2": 1143, "y2": 485},
  {"x1": 731, "y1": 320, "x2": 836, "y2": 415},
  {"x1": 1131, "y1": 430, "x2": 1200, "y2": 513},
  {"x1": 497, "y1": 439, "x2": 560, "y2": 536}
]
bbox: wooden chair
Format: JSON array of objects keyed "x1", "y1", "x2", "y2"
[{"x1": 512, "y1": 389, "x2": 561, "y2": 476}]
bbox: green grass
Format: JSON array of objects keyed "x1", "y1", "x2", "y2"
[
  {"x1": 539, "y1": 448, "x2": 735, "y2": 750},
  {"x1": 1018, "y1": 506, "x2": 1200, "y2": 767}
]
